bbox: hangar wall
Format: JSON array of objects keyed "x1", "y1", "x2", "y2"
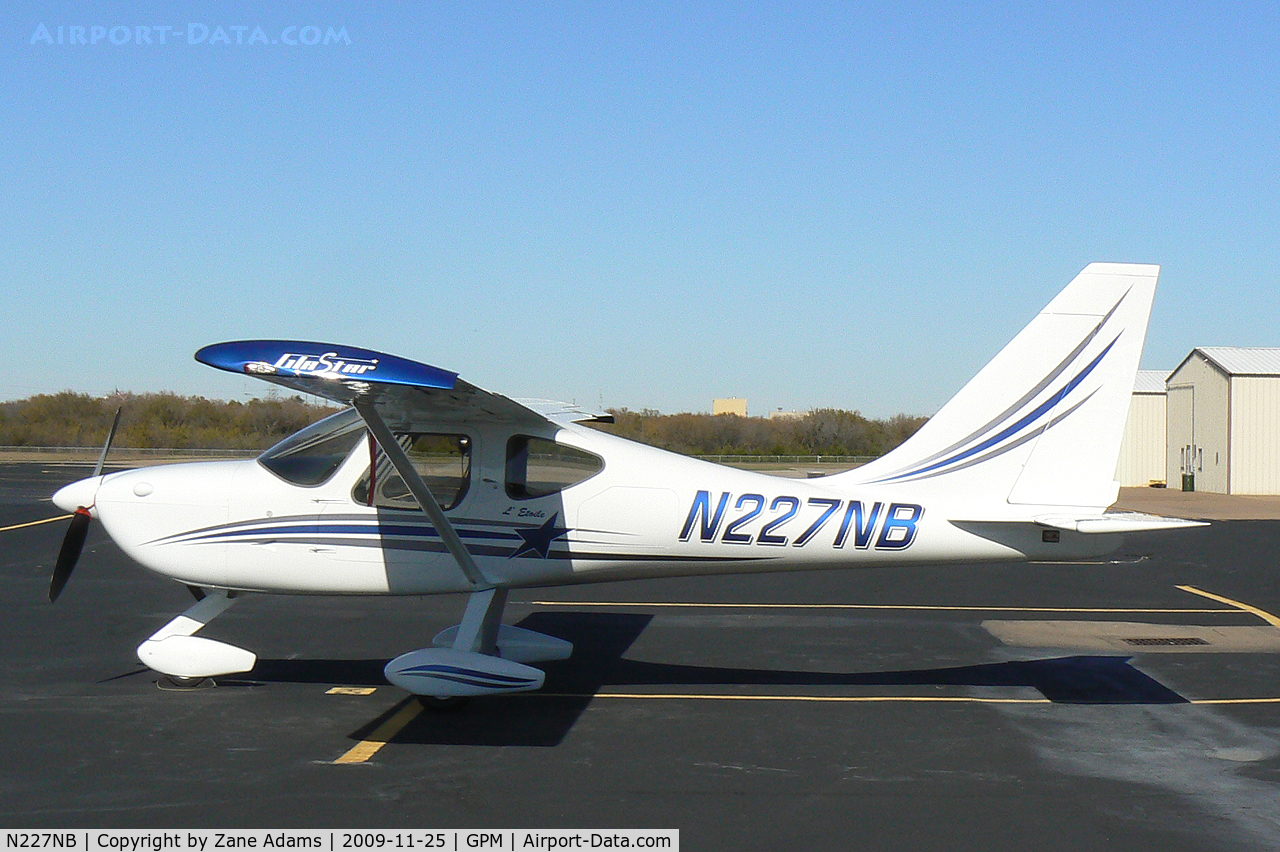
[
  {"x1": 1115, "y1": 372, "x2": 1167, "y2": 487},
  {"x1": 1231, "y1": 376, "x2": 1280, "y2": 494},
  {"x1": 1165, "y1": 348, "x2": 1280, "y2": 495}
]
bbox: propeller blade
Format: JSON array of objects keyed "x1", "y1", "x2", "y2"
[
  {"x1": 49, "y1": 508, "x2": 92, "y2": 603},
  {"x1": 49, "y1": 407, "x2": 120, "y2": 602},
  {"x1": 93, "y1": 406, "x2": 123, "y2": 478}
]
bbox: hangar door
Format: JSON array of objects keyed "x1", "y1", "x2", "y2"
[{"x1": 1167, "y1": 384, "x2": 1198, "y2": 489}]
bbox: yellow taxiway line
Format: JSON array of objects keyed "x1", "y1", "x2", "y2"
[
  {"x1": 546, "y1": 692, "x2": 1053, "y2": 704},
  {"x1": 530, "y1": 600, "x2": 1229, "y2": 614},
  {"x1": 333, "y1": 699, "x2": 423, "y2": 764},
  {"x1": 332, "y1": 584, "x2": 1280, "y2": 763},
  {"x1": 1176, "y1": 584, "x2": 1280, "y2": 629},
  {"x1": 0, "y1": 514, "x2": 71, "y2": 533},
  {"x1": 552, "y1": 692, "x2": 1280, "y2": 707}
]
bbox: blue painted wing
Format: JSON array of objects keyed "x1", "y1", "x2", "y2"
[
  {"x1": 195, "y1": 340, "x2": 611, "y2": 427},
  {"x1": 196, "y1": 340, "x2": 457, "y2": 397}
]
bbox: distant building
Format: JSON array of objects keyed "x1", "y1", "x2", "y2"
[
  {"x1": 713, "y1": 398, "x2": 748, "y2": 417},
  {"x1": 768, "y1": 409, "x2": 803, "y2": 420},
  {"x1": 1115, "y1": 371, "x2": 1169, "y2": 487},
  {"x1": 1166, "y1": 347, "x2": 1280, "y2": 494}
]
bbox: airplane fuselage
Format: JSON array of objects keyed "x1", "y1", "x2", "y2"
[
  {"x1": 48, "y1": 264, "x2": 1204, "y2": 695},
  {"x1": 84, "y1": 420, "x2": 1122, "y2": 597}
]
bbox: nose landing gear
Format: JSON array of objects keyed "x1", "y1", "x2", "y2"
[{"x1": 136, "y1": 589, "x2": 256, "y2": 683}]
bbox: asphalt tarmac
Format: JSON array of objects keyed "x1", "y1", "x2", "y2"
[{"x1": 4, "y1": 463, "x2": 1280, "y2": 850}]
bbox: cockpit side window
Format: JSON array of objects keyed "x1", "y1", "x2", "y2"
[
  {"x1": 353, "y1": 433, "x2": 472, "y2": 511},
  {"x1": 506, "y1": 436, "x2": 603, "y2": 499},
  {"x1": 258, "y1": 408, "x2": 365, "y2": 487}
]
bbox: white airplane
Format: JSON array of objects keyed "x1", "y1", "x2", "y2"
[{"x1": 50, "y1": 263, "x2": 1203, "y2": 699}]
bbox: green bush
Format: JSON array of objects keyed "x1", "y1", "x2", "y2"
[
  {"x1": 594, "y1": 408, "x2": 926, "y2": 457},
  {"x1": 0, "y1": 393, "x2": 925, "y2": 457},
  {"x1": 0, "y1": 392, "x2": 338, "y2": 450}
]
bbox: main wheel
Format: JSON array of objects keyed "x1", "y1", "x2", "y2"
[{"x1": 419, "y1": 695, "x2": 469, "y2": 712}]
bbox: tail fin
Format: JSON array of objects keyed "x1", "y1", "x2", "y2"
[{"x1": 832, "y1": 263, "x2": 1159, "y2": 510}]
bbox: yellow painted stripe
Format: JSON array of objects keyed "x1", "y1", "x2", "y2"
[
  {"x1": 0, "y1": 514, "x2": 72, "y2": 532},
  {"x1": 529, "y1": 600, "x2": 1228, "y2": 614},
  {"x1": 539, "y1": 692, "x2": 1051, "y2": 704},
  {"x1": 542, "y1": 691, "x2": 1280, "y2": 706},
  {"x1": 1176, "y1": 585, "x2": 1280, "y2": 628},
  {"x1": 333, "y1": 699, "x2": 422, "y2": 764}
]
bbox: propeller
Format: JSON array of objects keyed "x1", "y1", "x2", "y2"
[{"x1": 48, "y1": 406, "x2": 121, "y2": 603}]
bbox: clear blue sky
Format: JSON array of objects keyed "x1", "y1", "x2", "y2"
[{"x1": 4, "y1": 3, "x2": 1279, "y2": 417}]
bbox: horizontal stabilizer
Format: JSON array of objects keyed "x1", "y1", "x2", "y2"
[
  {"x1": 952, "y1": 512, "x2": 1207, "y2": 535},
  {"x1": 1034, "y1": 513, "x2": 1209, "y2": 534}
]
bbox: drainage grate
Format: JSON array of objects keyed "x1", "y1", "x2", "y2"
[{"x1": 1124, "y1": 637, "x2": 1210, "y2": 646}]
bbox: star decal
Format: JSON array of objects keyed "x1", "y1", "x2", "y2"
[{"x1": 510, "y1": 512, "x2": 570, "y2": 559}]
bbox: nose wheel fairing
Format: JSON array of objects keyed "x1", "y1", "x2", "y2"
[{"x1": 136, "y1": 590, "x2": 256, "y2": 679}]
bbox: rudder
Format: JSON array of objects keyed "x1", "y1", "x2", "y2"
[{"x1": 831, "y1": 263, "x2": 1159, "y2": 511}]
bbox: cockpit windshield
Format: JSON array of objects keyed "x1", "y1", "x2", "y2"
[{"x1": 258, "y1": 408, "x2": 365, "y2": 486}]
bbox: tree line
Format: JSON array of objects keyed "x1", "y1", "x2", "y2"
[
  {"x1": 0, "y1": 392, "x2": 339, "y2": 450},
  {"x1": 596, "y1": 408, "x2": 926, "y2": 457},
  {"x1": 0, "y1": 392, "x2": 927, "y2": 457}
]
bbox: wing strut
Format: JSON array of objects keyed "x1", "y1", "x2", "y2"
[{"x1": 353, "y1": 400, "x2": 491, "y2": 589}]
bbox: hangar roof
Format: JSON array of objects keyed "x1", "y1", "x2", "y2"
[
  {"x1": 1133, "y1": 370, "x2": 1169, "y2": 394},
  {"x1": 1176, "y1": 347, "x2": 1280, "y2": 378}
]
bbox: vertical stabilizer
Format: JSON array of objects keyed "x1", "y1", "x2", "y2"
[{"x1": 831, "y1": 263, "x2": 1159, "y2": 510}]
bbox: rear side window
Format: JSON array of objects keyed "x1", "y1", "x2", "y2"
[
  {"x1": 506, "y1": 436, "x2": 603, "y2": 499},
  {"x1": 354, "y1": 433, "x2": 471, "y2": 511}
]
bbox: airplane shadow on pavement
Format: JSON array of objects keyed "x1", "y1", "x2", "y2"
[{"x1": 240, "y1": 610, "x2": 1187, "y2": 748}]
